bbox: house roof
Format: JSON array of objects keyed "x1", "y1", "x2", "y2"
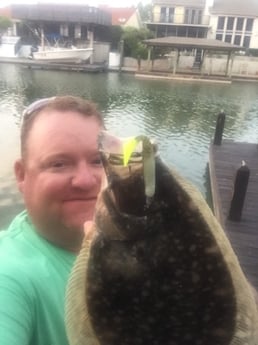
[
  {"x1": 10, "y1": 4, "x2": 112, "y2": 26},
  {"x1": 101, "y1": 7, "x2": 136, "y2": 26},
  {"x1": 210, "y1": 0, "x2": 258, "y2": 17},
  {"x1": 143, "y1": 36, "x2": 243, "y2": 52},
  {"x1": 0, "y1": 6, "x2": 12, "y2": 18}
]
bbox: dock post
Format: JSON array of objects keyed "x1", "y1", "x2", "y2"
[
  {"x1": 228, "y1": 161, "x2": 250, "y2": 221},
  {"x1": 119, "y1": 40, "x2": 124, "y2": 73},
  {"x1": 213, "y1": 111, "x2": 225, "y2": 145}
]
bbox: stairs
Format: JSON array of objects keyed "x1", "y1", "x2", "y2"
[{"x1": 192, "y1": 49, "x2": 203, "y2": 69}]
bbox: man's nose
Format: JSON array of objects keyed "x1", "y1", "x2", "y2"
[{"x1": 71, "y1": 163, "x2": 96, "y2": 189}]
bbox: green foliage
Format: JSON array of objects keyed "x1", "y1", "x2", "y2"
[
  {"x1": 109, "y1": 25, "x2": 123, "y2": 51},
  {"x1": 0, "y1": 16, "x2": 12, "y2": 34},
  {"x1": 122, "y1": 27, "x2": 154, "y2": 59},
  {"x1": 137, "y1": 2, "x2": 152, "y2": 22},
  {"x1": 152, "y1": 46, "x2": 174, "y2": 59}
]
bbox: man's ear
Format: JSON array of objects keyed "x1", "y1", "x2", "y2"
[{"x1": 14, "y1": 159, "x2": 25, "y2": 193}]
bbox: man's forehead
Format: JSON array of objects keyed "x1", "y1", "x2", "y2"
[
  {"x1": 26, "y1": 110, "x2": 102, "y2": 152},
  {"x1": 30, "y1": 109, "x2": 101, "y2": 132}
]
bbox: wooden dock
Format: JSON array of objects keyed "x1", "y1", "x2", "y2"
[
  {"x1": 0, "y1": 57, "x2": 106, "y2": 73},
  {"x1": 209, "y1": 139, "x2": 258, "y2": 289}
]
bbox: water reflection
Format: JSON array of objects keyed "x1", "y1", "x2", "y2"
[{"x1": 1, "y1": 63, "x2": 258, "y2": 228}]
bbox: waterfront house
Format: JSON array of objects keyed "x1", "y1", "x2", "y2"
[
  {"x1": 132, "y1": 0, "x2": 258, "y2": 78},
  {"x1": 142, "y1": 0, "x2": 238, "y2": 74},
  {"x1": 146, "y1": 0, "x2": 210, "y2": 38},
  {"x1": 4, "y1": 4, "x2": 112, "y2": 63},
  {"x1": 208, "y1": 0, "x2": 258, "y2": 51}
]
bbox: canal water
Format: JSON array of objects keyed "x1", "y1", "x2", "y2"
[{"x1": 1, "y1": 63, "x2": 258, "y2": 229}]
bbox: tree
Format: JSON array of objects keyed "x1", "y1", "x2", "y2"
[
  {"x1": 109, "y1": 25, "x2": 123, "y2": 51},
  {"x1": 0, "y1": 16, "x2": 12, "y2": 36},
  {"x1": 137, "y1": 2, "x2": 152, "y2": 22},
  {"x1": 122, "y1": 27, "x2": 154, "y2": 60}
]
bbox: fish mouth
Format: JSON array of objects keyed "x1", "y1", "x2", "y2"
[
  {"x1": 98, "y1": 131, "x2": 143, "y2": 177},
  {"x1": 98, "y1": 131, "x2": 156, "y2": 216}
]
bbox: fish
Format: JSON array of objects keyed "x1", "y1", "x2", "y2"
[{"x1": 65, "y1": 131, "x2": 258, "y2": 345}]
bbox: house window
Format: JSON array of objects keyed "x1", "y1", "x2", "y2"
[
  {"x1": 225, "y1": 34, "x2": 232, "y2": 43},
  {"x1": 160, "y1": 7, "x2": 174, "y2": 23},
  {"x1": 188, "y1": 28, "x2": 198, "y2": 37},
  {"x1": 217, "y1": 17, "x2": 225, "y2": 30},
  {"x1": 234, "y1": 35, "x2": 241, "y2": 45},
  {"x1": 160, "y1": 7, "x2": 166, "y2": 22},
  {"x1": 227, "y1": 17, "x2": 234, "y2": 30},
  {"x1": 243, "y1": 35, "x2": 251, "y2": 48},
  {"x1": 185, "y1": 9, "x2": 202, "y2": 25},
  {"x1": 157, "y1": 26, "x2": 167, "y2": 37},
  {"x1": 245, "y1": 18, "x2": 254, "y2": 31},
  {"x1": 168, "y1": 8, "x2": 175, "y2": 23},
  {"x1": 236, "y1": 17, "x2": 244, "y2": 31},
  {"x1": 178, "y1": 27, "x2": 187, "y2": 37},
  {"x1": 216, "y1": 34, "x2": 223, "y2": 41},
  {"x1": 167, "y1": 26, "x2": 177, "y2": 36}
]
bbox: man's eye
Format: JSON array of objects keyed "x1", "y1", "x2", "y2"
[
  {"x1": 50, "y1": 161, "x2": 67, "y2": 168},
  {"x1": 91, "y1": 158, "x2": 102, "y2": 166}
]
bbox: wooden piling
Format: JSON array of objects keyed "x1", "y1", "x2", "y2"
[
  {"x1": 209, "y1": 140, "x2": 258, "y2": 289},
  {"x1": 213, "y1": 111, "x2": 225, "y2": 145},
  {"x1": 228, "y1": 161, "x2": 250, "y2": 221}
]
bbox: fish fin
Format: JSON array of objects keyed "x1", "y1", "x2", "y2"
[
  {"x1": 170, "y1": 166, "x2": 258, "y2": 343},
  {"x1": 65, "y1": 234, "x2": 100, "y2": 345}
]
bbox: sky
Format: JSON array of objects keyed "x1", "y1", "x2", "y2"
[
  {"x1": 0, "y1": 0, "x2": 215, "y2": 9},
  {"x1": 0, "y1": 0, "x2": 214, "y2": 9},
  {"x1": 0, "y1": 0, "x2": 152, "y2": 8}
]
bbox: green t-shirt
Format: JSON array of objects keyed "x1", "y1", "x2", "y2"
[{"x1": 0, "y1": 211, "x2": 77, "y2": 345}]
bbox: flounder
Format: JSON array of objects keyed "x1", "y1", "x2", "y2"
[{"x1": 65, "y1": 132, "x2": 258, "y2": 345}]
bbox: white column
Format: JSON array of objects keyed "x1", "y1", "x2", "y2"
[
  {"x1": 88, "y1": 29, "x2": 94, "y2": 64},
  {"x1": 75, "y1": 24, "x2": 81, "y2": 39}
]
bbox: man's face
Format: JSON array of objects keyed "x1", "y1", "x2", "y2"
[{"x1": 15, "y1": 110, "x2": 103, "y2": 249}]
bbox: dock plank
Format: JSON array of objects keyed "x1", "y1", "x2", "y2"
[{"x1": 209, "y1": 139, "x2": 258, "y2": 289}]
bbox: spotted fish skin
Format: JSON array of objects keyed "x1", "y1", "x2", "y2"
[{"x1": 65, "y1": 142, "x2": 258, "y2": 345}]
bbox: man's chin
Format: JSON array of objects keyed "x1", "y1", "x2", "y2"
[
  {"x1": 62, "y1": 200, "x2": 95, "y2": 220},
  {"x1": 62, "y1": 211, "x2": 94, "y2": 232}
]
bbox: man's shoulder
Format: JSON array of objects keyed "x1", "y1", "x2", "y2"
[
  {"x1": 0, "y1": 212, "x2": 36, "y2": 296},
  {"x1": 0, "y1": 211, "x2": 48, "y2": 275},
  {"x1": 0, "y1": 210, "x2": 28, "y2": 236},
  {"x1": 0, "y1": 210, "x2": 76, "y2": 281},
  {"x1": 0, "y1": 211, "x2": 35, "y2": 277},
  {"x1": 0, "y1": 211, "x2": 32, "y2": 254}
]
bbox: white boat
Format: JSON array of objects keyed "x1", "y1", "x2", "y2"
[{"x1": 33, "y1": 47, "x2": 93, "y2": 63}]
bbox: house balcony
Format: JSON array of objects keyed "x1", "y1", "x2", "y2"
[{"x1": 149, "y1": 14, "x2": 210, "y2": 26}]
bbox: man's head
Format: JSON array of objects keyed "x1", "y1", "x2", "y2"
[
  {"x1": 20, "y1": 95, "x2": 104, "y2": 160},
  {"x1": 15, "y1": 96, "x2": 104, "y2": 252}
]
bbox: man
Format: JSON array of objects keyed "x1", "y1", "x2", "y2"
[{"x1": 0, "y1": 96, "x2": 104, "y2": 345}]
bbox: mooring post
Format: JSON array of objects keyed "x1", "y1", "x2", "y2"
[
  {"x1": 119, "y1": 39, "x2": 124, "y2": 73},
  {"x1": 213, "y1": 111, "x2": 225, "y2": 145},
  {"x1": 213, "y1": 111, "x2": 226, "y2": 145},
  {"x1": 228, "y1": 161, "x2": 250, "y2": 221}
]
